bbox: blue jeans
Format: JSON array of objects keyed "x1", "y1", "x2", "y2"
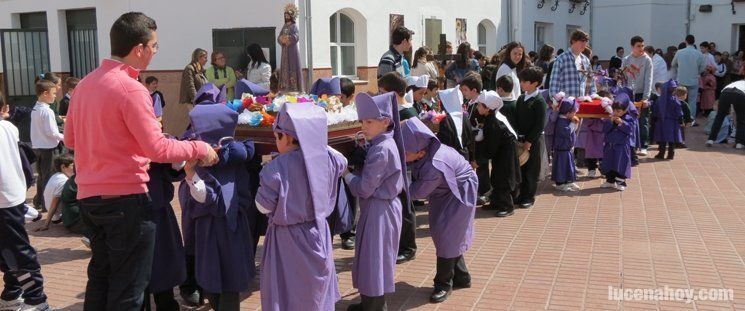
[{"x1": 684, "y1": 85, "x2": 699, "y2": 119}]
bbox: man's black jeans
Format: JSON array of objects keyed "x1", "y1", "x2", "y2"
[{"x1": 80, "y1": 193, "x2": 155, "y2": 311}]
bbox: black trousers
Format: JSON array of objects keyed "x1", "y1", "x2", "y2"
[
  {"x1": 605, "y1": 171, "x2": 627, "y2": 186},
  {"x1": 585, "y1": 158, "x2": 599, "y2": 171},
  {"x1": 359, "y1": 295, "x2": 387, "y2": 311},
  {"x1": 398, "y1": 190, "x2": 416, "y2": 256},
  {"x1": 475, "y1": 156, "x2": 492, "y2": 196},
  {"x1": 80, "y1": 193, "x2": 156, "y2": 311},
  {"x1": 32, "y1": 148, "x2": 55, "y2": 211},
  {"x1": 489, "y1": 189, "x2": 516, "y2": 212},
  {"x1": 141, "y1": 288, "x2": 178, "y2": 311},
  {"x1": 433, "y1": 256, "x2": 471, "y2": 291},
  {"x1": 657, "y1": 142, "x2": 676, "y2": 158},
  {"x1": 635, "y1": 93, "x2": 650, "y2": 149},
  {"x1": 708, "y1": 88, "x2": 745, "y2": 144},
  {"x1": 518, "y1": 136, "x2": 544, "y2": 204},
  {"x1": 0, "y1": 204, "x2": 47, "y2": 305},
  {"x1": 205, "y1": 291, "x2": 239, "y2": 311},
  {"x1": 179, "y1": 255, "x2": 200, "y2": 297}
]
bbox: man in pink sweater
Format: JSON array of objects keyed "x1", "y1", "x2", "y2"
[{"x1": 64, "y1": 12, "x2": 218, "y2": 311}]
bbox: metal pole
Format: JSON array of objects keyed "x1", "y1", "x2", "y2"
[
  {"x1": 305, "y1": 0, "x2": 313, "y2": 92},
  {"x1": 686, "y1": 0, "x2": 691, "y2": 36}
]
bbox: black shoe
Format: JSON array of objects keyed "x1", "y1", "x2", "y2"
[
  {"x1": 346, "y1": 303, "x2": 363, "y2": 311},
  {"x1": 180, "y1": 290, "x2": 202, "y2": 306},
  {"x1": 476, "y1": 196, "x2": 489, "y2": 206},
  {"x1": 495, "y1": 209, "x2": 514, "y2": 217},
  {"x1": 396, "y1": 252, "x2": 416, "y2": 264},
  {"x1": 676, "y1": 143, "x2": 687, "y2": 149},
  {"x1": 31, "y1": 214, "x2": 43, "y2": 223},
  {"x1": 516, "y1": 202, "x2": 533, "y2": 209},
  {"x1": 654, "y1": 152, "x2": 665, "y2": 159},
  {"x1": 430, "y1": 289, "x2": 451, "y2": 303},
  {"x1": 413, "y1": 200, "x2": 426, "y2": 206},
  {"x1": 341, "y1": 238, "x2": 355, "y2": 250},
  {"x1": 666, "y1": 152, "x2": 675, "y2": 160}
]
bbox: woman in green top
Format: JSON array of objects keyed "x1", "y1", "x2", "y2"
[{"x1": 205, "y1": 51, "x2": 237, "y2": 100}]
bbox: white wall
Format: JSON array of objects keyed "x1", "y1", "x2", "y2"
[
  {"x1": 519, "y1": 0, "x2": 591, "y2": 53},
  {"x1": 0, "y1": 0, "x2": 95, "y2": 73},
  {"x1": 310, "y1": 0, "x2": 502, "y2": 69},
  {"x1": 689, "y1": 0, "x2": 745, "y2": 53}
]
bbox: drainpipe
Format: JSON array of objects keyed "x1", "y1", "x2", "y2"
[
  {"x1": 506, "y1": 0, "x2": 512, "y2": 42},
  {"x1": 686, "y1": 0, "x2": 691, "y2": 35},
  {"x1": 304, "y1": 0, "x2": 314, "y2": 91},
  {"x1": 589, "y1": 1, "x2": 594, "y2": 45}
]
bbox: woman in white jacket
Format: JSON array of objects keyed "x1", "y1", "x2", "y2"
[
  {"x1": 245, "y1": 43, "x2": 272, "y2": 90},
  {"x1": 495, "y1": 42, "x2": 528, "y2": 100}
]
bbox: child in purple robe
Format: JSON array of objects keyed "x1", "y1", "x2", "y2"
[
  {"x1": 344, "y1": 92, "x2": 407, "y2": 311},
  {"x1": 600, "y1": 93, "x2": 635, "y2": 191},
  {"x1": 551, "y1": 98, "x2": 580, "y2": 192},
  {"x1": 651, "y1": 80, "x2": 684, "y2": 160},
  {"x1": 144, "y1": 161, "x2": 187, "y2": 311},
  {"x1": 256, "y1": 102, "x2": 347, "y2": 311},
  {"x1": 581, "y1": 96, "x2": 613, "y2": 178},
  {"x1": 401, "y1": 117, "x2": 478, "y2": 304},
  {"x1": 179, "y1": 104, "x2": 256, "y2": 310}
]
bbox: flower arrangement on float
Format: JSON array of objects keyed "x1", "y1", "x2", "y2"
[{"x1": 231, "y1": 92, "x2": 358, "y2": 127}]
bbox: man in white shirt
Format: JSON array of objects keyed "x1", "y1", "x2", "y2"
[
  {"x1": 645, "y1": 45, "x2": 668, "y2": 84},
  {"x1": 30, "y1": 80, "x2": 62, "y2": 212},
  {"x1": 0, "y1": 98, "x2": 51, "y2": 311},
  {"x1": 700, "y1": 42, "x2": 717, "y2": 69}
]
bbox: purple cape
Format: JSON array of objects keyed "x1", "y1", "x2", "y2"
[
  {"x1": 309, "y1": 77, "x2": 341, "y2": 96},
  {"x1": 552, "y1": 117, "x2": 577, "y2": 183},
  {"x1": 651, "y1": 80, "x2": 683, "y2": 143},
  {"x1": 403, "y1": 118, "x2": 477, "y2": 258},
  {"x1": 601, "y1": 114, "x2": 634, "y2": 179},
  {"x1": 235, "y1": 79, "x2": 270, "y2": 98}
]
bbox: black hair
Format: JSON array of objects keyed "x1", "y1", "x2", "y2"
[
  {"x1": 378, "y1": 72, "x2": 407, "y2": 97},
  {"x1": 685, "y1": 35, "x2": 695, "y2": 45},
  {"x1": 611, "y1": 102, "x2": 627, "y2": 111},
  {"x1": 276, "y1": 132, "x2": 300, "y2": 146},
  {"x1": 538, "y1": 44, "x2": 555, "y2": 63},
  {"x1": 616, "y1": 46, "x2": 624, "y2": 53},
  {"x1": 391, "y1": 26, "x2": 414, "y2": 46},
  {"x1": 700, "y1": 41, "x2": 709, "y2": 49},
  {"x1": 630, "y1": 36, "x2": 644, "y2": 46},
  {"x1": 145, "y1": 76, "x2": 158, "y2": 84},
  {"x1": 495, "y1": 74, "x2": 514, "y2": 93},
  {"x1": 339, "y1": 77, "x2": 355, "y2": 97},
  {"x1": 460, "y1": 72, "x2": 483, "y2": 92},
  {"x1": 110, "y1": 12, "x2": 157, "y2": 58},
  {"x1": 678, "y1": 42, "x2": 687, "y2": 50},
  {"x1": 455, "y1": 42, "x2": 473, "y2": 69},
  {"x1": 38, "y1": 72, "x2": 61, "y2": 85},
  {"x1": 517, "y1": 66, "x2": 544, "y2": 84},
  {"x1": 247, "y1": 43, "x2": 269, "y2": 68},
  {"x1": 54, "y1": 153, "x2": 74, "y2": 172},
  {"x1": 713, "y1": 51, "x2": 722, "y2": 57},
  {"x1": 500, "y1": 41, "x2": 528, "y2": 72},
  {"x1": 644, "y1": 45, "x2": 655, "y2": 54},
  {"x1": 556, "y1": 48, "x2": 565, "y2": 56}
]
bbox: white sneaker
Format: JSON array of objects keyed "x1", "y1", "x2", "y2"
[
  {"x1": 736, "y1": 143, "x2": 745, "y2": 150},
  {"x1": 614, "y1": 183, "x2": 627, "y2": 191},
  {"x1": 19, "y1": 302, "x2": 50, "y2": 311},
  {"x1": 51, "y1": 212, "x2": 62, "y2": 223},
  {"x1": 638, "y1": 149, "x2": 648, "y2": 156},
  {"x1": 588, "y1": 170, "x2": 597, "y2": 178},
  {"x1": 600, "y1": 182, "x2": 615, "y2": 188},
  {"x1": 24, "y1": 204, "x2": 40, "y2": 223},
  {"x1": 0, "y1": 297, "x2": 23, "y2": 311},
  {"x1": 705, "y1": 140, "x2": 714, "y2": 147},
  {"x1": 568, "y1": 183, "x2": 581, "y2": 191},
  {"x1": 81, "y1": 237, "x2": 91, "y2": 250}
]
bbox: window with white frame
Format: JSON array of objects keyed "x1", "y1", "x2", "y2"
[
  {"x1": 330, "y1": 12, "x2": 355, "y2": 76},
  {"x1": 477, "y1": 23, "x2": 487, "y2": 54},
  {"x1": 535, "y1": 23, "x2": 547, "y2": 52}
]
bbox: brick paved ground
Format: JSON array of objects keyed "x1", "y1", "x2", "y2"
[{"x1": 24, "y1": 124, "x2": 745, "y2": 310}]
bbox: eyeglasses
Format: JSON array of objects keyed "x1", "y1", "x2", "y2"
[{"x1": 144, "y1": 42, "x2": 159, "y2": 53}]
